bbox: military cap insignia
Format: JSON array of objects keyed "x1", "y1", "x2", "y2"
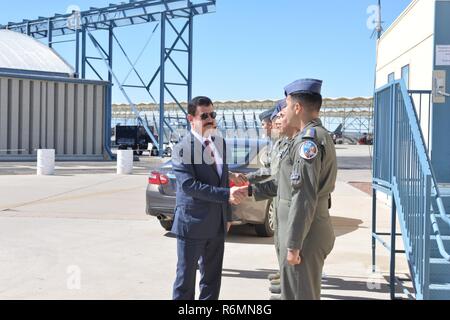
[{"x1": 299, "y1": 140, "x2": 318, "y2": 160}]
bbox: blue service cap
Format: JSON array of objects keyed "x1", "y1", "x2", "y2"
[
  {"x1": 259, "y1": 107, "x2": 276, "y2": 122},
  {"x1": 270, "y1": 99, "x2": 287, "y2": 121},
  {"x1": 284, "y1": 79, "x2": 323, "y2": 96}
]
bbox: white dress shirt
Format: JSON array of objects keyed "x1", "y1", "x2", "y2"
[{"x1": 191, "y1": 130, "x2": 223, "y2": 178}]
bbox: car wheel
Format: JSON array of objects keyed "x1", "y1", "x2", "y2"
[
  {"x1": 159, "y1": 219, "x2": 173, "y2": 231},
  {"x1": 255, "y1": 200, "x2": 275, "y2": 237}
]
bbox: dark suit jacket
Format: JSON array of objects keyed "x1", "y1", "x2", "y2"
[{"x1": 171, "y1": 133, "x2": 232, "y2": 240}]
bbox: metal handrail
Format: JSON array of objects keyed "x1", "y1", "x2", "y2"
[
  {"x1": 398, "y1": 84, "x2": 450, "y2": 261},
  {"x1": 430, "y1": 213, "x2": 450, "y2": 261},
  {"x1": 374, "y1": 80, "x2": 450, "y2": 299},
  {"x1": 376, "y1": 81, "x2": 450, "y2": 261}
]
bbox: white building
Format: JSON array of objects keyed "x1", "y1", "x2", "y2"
[{"x1": 376, "y1": 0, "x2": 450, "y2": 181}]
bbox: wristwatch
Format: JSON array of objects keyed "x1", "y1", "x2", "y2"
[{"x1": 248, "y1": 184, "x2": 253, "y2": 197}]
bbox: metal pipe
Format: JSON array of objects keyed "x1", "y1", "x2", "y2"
[
  {"x1": 376, "y1": 0, "x2": 382, "y2": 39},
  {"x1": 430, "y1": 212, "x2": 450, "y2": 261},
  {"x1": 47, "y1": 18, "x2": 53, "y2": 48},
  {"x1": 390, "y1": 197, "x2": 397, "y2": 300},
  {"x1": 103, "y1": 26, "x2": 114, "y2": 160},
  {"x1": 75, "y1": 28, "x2": 80, "y2": 77},
  {"x1": 188, "y1": 12, "x2": 193, "y2": 104},
  {"x1": 423, "y1": 175, "x2": 431, "y2": 299},
  {"x1": 81, "y1": 26, "x2": 86, "y2": 78},
  {"x1": 372, "y1": 188, "x2": 377, "y2": 272},
  {"x1": 103, "y1": 84, "x2": 114, "y2": 160},
  {"x1": 159, "y1": 12, "x2": 166, "y2": 157}
]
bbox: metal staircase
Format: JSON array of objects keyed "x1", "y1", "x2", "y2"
[
  {"x1": 372, "y1": 80, "x2": 450, "y2": 300},
  {"x1": 429, "y1": 184, "x2": 450, "y2": 299}
]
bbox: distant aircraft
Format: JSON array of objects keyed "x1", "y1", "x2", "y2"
[{"x1": 329, "y1": 124, "x2": 344, "y2": 144}]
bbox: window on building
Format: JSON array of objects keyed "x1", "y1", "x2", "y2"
[
  {"x1": 401, "y1": 64, "x2": 410, "y2": 89},
  {"x1": 388, "y1": 72, "x2": 395, "y2": 83}
]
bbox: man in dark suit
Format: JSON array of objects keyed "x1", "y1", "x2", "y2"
[{"x1": 171, "y1": 96, "x2": 248, "y2": 300}]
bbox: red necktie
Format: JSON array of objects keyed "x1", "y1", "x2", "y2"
[{"x1": 204, "y1": 139, "x2": 216, "y2": 166}]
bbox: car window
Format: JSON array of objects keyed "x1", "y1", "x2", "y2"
[
  {"x1": 229, "y1": 141, "x2": 264, "y2": 167},
  {"x1": 232, "y1": 146, "x2": 250, "y2": 161}
]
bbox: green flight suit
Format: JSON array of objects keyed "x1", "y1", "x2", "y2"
[
  {"x1": 281, "y1": 118, "x2": 337, "y2": 300},
  {"x1": 246, "y1": 137, "x2": 279, "y2": 184},
  {"x1": 252, "y1": 136, "x2": 292, "y2": 265}
]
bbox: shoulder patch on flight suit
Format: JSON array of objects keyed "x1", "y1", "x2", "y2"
[
  {"x1": 302, "y1": 128, "x2": 316, "y2": 140},
  {"x1": 299, "y1": 140, "x2": 318, "y2": 160}
]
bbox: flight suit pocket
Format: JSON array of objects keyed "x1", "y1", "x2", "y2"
[
  {"x1": 277, "y1": 199, "x2": 291, "y2": 233},
  {"x1": 290, "y1": 160, "x2": 302, "y2": 189}
]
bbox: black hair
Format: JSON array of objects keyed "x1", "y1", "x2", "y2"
[
  {"x1": 290, "y1": 92, "x2": 323, "y2": 112},
  {"x1": 188, "y1": 96, "x2": 213, "y2": 116}
]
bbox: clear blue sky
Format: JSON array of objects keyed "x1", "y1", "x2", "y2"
[{"x1": 0, "y1": 0, "x2": 412, "y2": 103}]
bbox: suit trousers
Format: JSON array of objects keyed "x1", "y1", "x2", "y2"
[{"x1": 173, "y1": 232, "x2": 225, "y2": 300}]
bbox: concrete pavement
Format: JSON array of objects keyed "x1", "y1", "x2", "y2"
[{"x1": 0, "y1": 145, "x2": 412, "y2": 300}]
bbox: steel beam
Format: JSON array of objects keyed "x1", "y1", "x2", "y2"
[
  {"x1": 1, "y1": 0, "x2": 216, "y2": 40},
  {"x1": 159, "y1": 12, "x2": 166, "y2": 156},
  {"x1": 0, "y1": 0, "x2": 213, "y2": 158}
]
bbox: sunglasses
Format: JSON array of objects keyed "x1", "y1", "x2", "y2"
[{"x1": 200, "y1": 112, "x2": 217, "y2": 121}]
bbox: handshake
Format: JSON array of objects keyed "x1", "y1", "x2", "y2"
[{"x1": 229, "y1": 173, "x2": 251, "y2": 205}]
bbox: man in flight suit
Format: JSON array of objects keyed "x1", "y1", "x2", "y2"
[
  {"x1": 246, "y1": 106, "x2": 278, "y2": 184},
  {"x1": 234, "y1": 101, "x2": 289, "y2": 287},
  {"x1": 249, "y1": 102, "x2": 299, "y2": 299},
  {"x1": 282, "y1": 79, "x2": 337, "y2": 300}
]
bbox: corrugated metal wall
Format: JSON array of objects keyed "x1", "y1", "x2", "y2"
[{"x1": 0, "y1": 74, "x2": 108, "y2": 160}]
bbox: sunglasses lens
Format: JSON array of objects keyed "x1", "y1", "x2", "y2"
[{"x1": 200, "y1": 112, "x2": 217, "y2": 120}]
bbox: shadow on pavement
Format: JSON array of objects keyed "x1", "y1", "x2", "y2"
[
  {"x1": 322, "y1": 274, "x2": 413, "y2": 300},
  {"x1": 220, "y1": 269, "x2": 392, "y2": 300},
  {"x1": 337, "y1": 157, "x2": 371, "y2": 170},
  {"x1": 221, "y1": 270, "x2": 398, "y2": 300},
  {"x1": 164, "y1": 225, "x2": 274, "y2": 245},
  {"x1": 226, "y1": 225, "x2": 274, "y2": 245},
  {"x1": 321, "y1": 276, "x2": 389, "y2": 300},
  {"x1": 330, "y1": 216, "x2": 365, "y2": 237},
  {"x1": 222, "y1": 268, "x2": 278, "y2": 280},
  {"x1": 164, "y1": 216, "x2": 364, "y2": 245}
]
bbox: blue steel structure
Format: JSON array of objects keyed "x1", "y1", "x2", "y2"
[
  {"x1": 372, "y1": 80, "x2": 450, "y2": 300},
  {"x1": 0, "y1": 0, "x2": 216, "y2": 156}
]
